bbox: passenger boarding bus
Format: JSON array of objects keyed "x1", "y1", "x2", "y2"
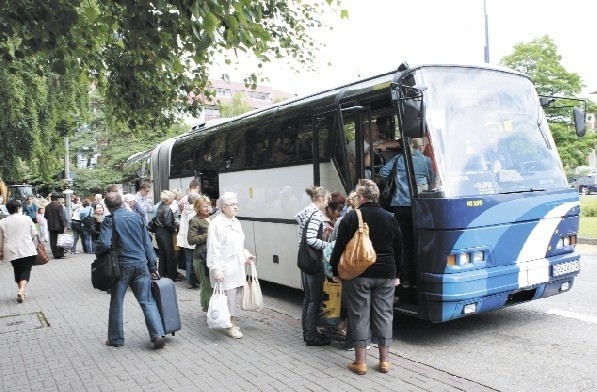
[{"x1": 123, "y1": 63, "x2": 586, "y2": 322}]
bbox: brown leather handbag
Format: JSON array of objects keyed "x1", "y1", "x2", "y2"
[
  {"x1": 338, "y1": 209, "x2": 377, "y2": 280},
  {"x1": 34, "y1": 236, "x2": 49, "y2": 265}
]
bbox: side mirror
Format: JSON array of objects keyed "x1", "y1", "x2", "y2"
[
  {"x1": 573, "y1": 107, "x2": 586, "y2": 137},
  {"x1": 402, "y1": 99, "x2": 425, "y2": 138}
]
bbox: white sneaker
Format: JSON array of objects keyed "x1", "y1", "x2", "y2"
[{"x1": 225, "y1": 326, "x2": 243, "y2": 339}]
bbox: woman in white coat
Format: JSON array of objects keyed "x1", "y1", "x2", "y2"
[
  {"x1": 206, "y1": 192, "x2": 256, "y2": 339},
  {"x1": 0, "y1": 199, "x2": 38, "y2": 303}
]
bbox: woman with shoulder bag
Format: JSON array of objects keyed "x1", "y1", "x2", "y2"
[
  {"x1": 330, "y1": 179, "x2": 402, "y2": 375},
  {"x1": 0, "y1": 199, "x2": 39, "y2": 303},
  {"x1": 295, "y1": 185, "x2": 331, "y2": 346},
  {"x1": 187, "y1": 194, "x2": 213, "y2": 312}
]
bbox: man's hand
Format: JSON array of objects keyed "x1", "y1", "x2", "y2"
[{"x1": 150, "y1": 271, "x2": 160, "y2": 280}]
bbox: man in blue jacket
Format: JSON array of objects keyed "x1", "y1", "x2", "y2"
[{"x1": 96, "y1": 192, "x2": 165, "y2": 349}]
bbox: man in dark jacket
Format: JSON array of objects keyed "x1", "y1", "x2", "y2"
[
  {"x1": 96, "y1": 192, "x2": 165, "y2": 349},
  {"x1": 44, "y1": 192, "x2": 68, "y2": 259}
]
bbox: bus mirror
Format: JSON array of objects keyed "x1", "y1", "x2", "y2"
[
  {"x1": 573, "y1": 107, "x2": 586, "y2": 137},
  {"x1": 402, "y1": 99, "x2": 425, "y2": 138}
]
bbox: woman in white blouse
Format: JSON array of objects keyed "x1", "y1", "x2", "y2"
[{"x1": 206, "y1": 192, "x2": 256, "y2": 339}]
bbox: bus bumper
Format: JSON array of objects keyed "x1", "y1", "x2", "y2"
[{"x1": 418, "y1": 251, "x2": 580, "y2": 322}]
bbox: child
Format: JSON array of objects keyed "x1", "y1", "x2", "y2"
[{"x1": 37, "y1": 207, "x2": 48, "y2": 241}]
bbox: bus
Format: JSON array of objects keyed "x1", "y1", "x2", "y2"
[{"x1": 123, "y1": 62, "x2": 586, "y2": 322}]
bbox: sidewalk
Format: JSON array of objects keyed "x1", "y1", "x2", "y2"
[{"x1": 1, "y1": 248, "x2": 497, "y2": 392}]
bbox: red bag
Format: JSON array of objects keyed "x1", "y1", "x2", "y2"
[{"x1": 34, "y1": 237, "x2": 49, "y2": 265}]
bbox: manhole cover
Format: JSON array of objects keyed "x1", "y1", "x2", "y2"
[{"x1": 0, "y1": 312, "x2": 49, "y2": 334}]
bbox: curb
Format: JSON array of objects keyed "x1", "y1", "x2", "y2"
[{"x1": 578, "y1": 237, "x2": 597, "y2": 245}]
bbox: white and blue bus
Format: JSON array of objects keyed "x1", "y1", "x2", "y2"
[{"x1": 123, "y1": 62, "x2": 586, "y2": 322}]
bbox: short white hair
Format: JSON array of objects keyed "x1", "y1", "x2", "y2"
[{"x1": 218, "y1": 192, "x2": 237, "y2": 208}]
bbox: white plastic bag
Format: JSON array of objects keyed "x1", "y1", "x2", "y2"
[
  {"x1": 57, "y1": 233, "x2": 74, "y2": 249},
  {"x1": 241, "y1": 263, "x2": 263, "y2": 312},
  {"x1": 207, "y1": 282, "x2": 232, "y2": 329}
]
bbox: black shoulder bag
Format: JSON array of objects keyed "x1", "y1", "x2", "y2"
[
  {"x1": 380, "y1": 155, "x2": 400, "y2": 205},
  {"x1": 297, "y1": 211, "x2": 323, "y2": 275},
  {"x1": 91, "y1": 216, "x2": 121, "y2": 291}
]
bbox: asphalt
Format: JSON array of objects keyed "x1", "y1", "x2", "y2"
[{"x1": 0, "y1": 244, "x2": 498, "y2": 392}]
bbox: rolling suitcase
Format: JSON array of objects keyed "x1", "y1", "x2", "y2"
[{"x1": 151, "y1": 277, "x2": 182, "y2": 336}]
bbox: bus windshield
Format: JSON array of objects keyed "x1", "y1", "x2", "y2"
[{"x1": 419, "y1": 67, "x2": 567, "y2": 198}]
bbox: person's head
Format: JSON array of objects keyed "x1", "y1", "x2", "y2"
[
  {"x1": 106, "y1": 184, "x2": 119, "y2": 193},
  {"x1": 6, "y1": 199, "x2": 21, "y2": 214},
  {"x1": 26, "y1": 195, "x2": 33, "y2": 204},
  {"x1": 94, "y1": 203, "x2": 104, "y2": 214},
  {"x1": 123, "y1": 193, "x2": 135, "y2": 205},
  {"x1": 188, "y1": 179, "x2": 201, "y2": 194},
  {"x1": 355, "y1": 179, "x2": 379, "y2": 203},
  {"x1": 376, "y1": 116, "x2": 391, "y2": 137},
  {"x1": 365, "y1": 121, "x2": 380, "y2": 140},
  {"x1": 411, "y1": 138, "x2": 425, "y2": 150},
  {"x1": 103, "y1": 192, "x2": 123, "y2": 212},
  {"x1": 51, "y1": 192, "x2": 61, "y2": 201},
  {"x1": 325, "y1": 191, "x2": 346, "y2": 220},
  {"x1": 82, "y1": 199, "x2": 90, "y2": 207},
  {"x1": 305, "y1": 185, "x2": 330, "y2": 209},
  {"x1": 95, "y1": 193, "x2": 102, "y2": 202},
  {"x1": 160, "y1": 190, "x2": 175, "y2": 204},
  {"x1": 138, "y1": 182, "x2": 151, "y2": 196},
  {"x1": 218, "y1": 192, "x2": 239, "y2": 218},
  {"x1": 73, "y1": 196, "x2": 80, "y2": 204},
  {"x1": 187, "y1": 192, "x2": 200, "y2": 206},
  {"x1": 193, "y1": 194, "x2": 212, "y2": 218},
  {"x1": 171, "y1": 188, "x2": 183, "y2": 200},
  {"x1": 38, "y1": 207, "x2": 45, "y2": 215}
]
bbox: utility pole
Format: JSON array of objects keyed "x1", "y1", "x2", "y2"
[
  {"x1": 64, "y1": 136, "x2": 73, "y2": 222},
  {"x1": 483, "y1": 0, "x2": 490, "y2": 63}
]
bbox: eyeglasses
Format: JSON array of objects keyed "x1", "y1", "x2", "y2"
[{"x1": 224, "y1": 203, "x2": 239, "y2": 207}]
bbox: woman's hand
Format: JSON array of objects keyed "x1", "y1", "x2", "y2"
[
  {"x1": 245, "y1": 255, "x2": 256, "y2": 264},
  {"x1": 214, "y1": 274, "x2": 224, "y2": 282},
  {"x1": 394, "y1": 278, "x2": 400, "y2": 286}
]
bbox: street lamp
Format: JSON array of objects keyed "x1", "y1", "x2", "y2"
[{"x1": 483, "y1": 0, "x2": 490, "y2": 63}]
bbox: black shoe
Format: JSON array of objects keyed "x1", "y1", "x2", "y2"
[
  {"x1": 306, "y1": 335, "x2": 331, "y2": 346},
  {"x1": 153, "y1": 336, "x2": 165, "y2": 349}
]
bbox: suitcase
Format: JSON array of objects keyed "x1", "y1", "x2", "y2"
[{"x1": 151, "y1": 277, "x2": 182, "y2": 336}]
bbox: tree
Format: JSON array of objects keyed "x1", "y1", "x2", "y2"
[
  {"x1": 219, "y1": 92, "x2": 253, "y2": 118},
  {"x1": 500, "y1": 35, "x2": 596, "y2": 170},
  {"x1": 0, "y1": 0, "x2": 346, "y2": 130}
]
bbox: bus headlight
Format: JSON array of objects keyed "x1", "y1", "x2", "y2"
[
  {"x1": 458, "y1": 252, "x2": 470, "y2": 266},
  {"x1": 472, "y1": 250, "x2": 484, "y2": 263}
]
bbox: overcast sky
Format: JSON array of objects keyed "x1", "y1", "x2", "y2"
[{"x1": 213, "y1": 0, "x2": 596, "y2": 98}]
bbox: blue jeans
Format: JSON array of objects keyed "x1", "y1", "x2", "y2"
[
  {"x1": 301, "y1": 270, "x2": 325, "y2": 340},
  {"x1": 108, "y1": 262, "x2": 164, "y2": 345},
  {"x1": 184, "y1": 248, "x2": 195, "y2": 285}
]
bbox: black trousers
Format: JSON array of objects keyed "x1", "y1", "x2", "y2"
[
  {"x1": 392, "y1": 206, "x2": 415, "y2": 286},
  {"x1": 11, "y1": 255, "x2": 35, "y2": 282},
  {"x1": 155, "y1": 228, "x2": 176, "y2": 280},
  {"x1": 49, "y1": 230, "x2": 65, "y2": 259}
]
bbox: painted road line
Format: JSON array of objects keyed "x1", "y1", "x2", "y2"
[{"x1": 546, "y1": 309, "x2": 597, "y2": 324}]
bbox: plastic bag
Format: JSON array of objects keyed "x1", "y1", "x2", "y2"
[
  {"x1": 241, "y1": 263, "x2": 263, "y2": 312},
  {"x1": 207, "y1": 282, "x2": 232, "y2": 329},
  {"x1": 57, "y1": 233, "x2": 74, "y2": 249},
  {"x1": 320, "y1": 278, "x2": 342, "y2": 326}
]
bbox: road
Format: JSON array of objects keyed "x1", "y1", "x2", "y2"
[{"x1": 260, "y1": 243, "x2": 597, "y2": 392}]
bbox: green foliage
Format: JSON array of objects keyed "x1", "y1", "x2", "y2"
[
  {"x1": 219, "y1": 92, "x2": 253, "y2": 118},
  {"x1": 0, "y1": 0, "x2": 345, "y2": 131}
]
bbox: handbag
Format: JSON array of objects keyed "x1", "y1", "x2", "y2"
[
  {"x1": 241, "y1": 263, "x2": 263, "y2": 312},
  {"x1": 338, "y1": 209, "x2": 377, "y2": 280},
  {"x1": 380, "y1": 155, "x2": 400, "y2": 205},
  {"x1": 91, "y1": 216, "x2": 121, "y2": 291},
  {"x1": 207, "y1": 282, "x2": 233, "y2": 329},
  {"x1": 33, "y1": 236, "x2": 49, "y2": 265},
  {"x1": 296, "y1": 211, "x2": 323, "y2": 275},
  {"x1": 57, "y1": 233, "x2": 74, "y2": 248}
]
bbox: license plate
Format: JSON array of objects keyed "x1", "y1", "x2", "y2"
[{"x1": 552, "y1": 260, "x2": 580, "y2": 277}]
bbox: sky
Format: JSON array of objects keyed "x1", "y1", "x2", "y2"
[{"x1": 213, "y1": 0, "x2": 597, "y2": 98}]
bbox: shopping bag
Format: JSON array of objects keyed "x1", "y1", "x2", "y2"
[
  {"x1": 320, "y1": 277, "x2": 342, "y2": 326},
  {"x1": 57, "y1": 233, "x2": 74, "y2": 249},
  {"x1": 207, "y1": 282, "x2": 232, "y2": 329},
  {"x1": 241, "y1": 263, "x2": 263, "y2": 312}
]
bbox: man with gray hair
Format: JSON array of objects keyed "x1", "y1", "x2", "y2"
[{"x1": 97, "y1": 192, "x2": 165, "y2": 349}]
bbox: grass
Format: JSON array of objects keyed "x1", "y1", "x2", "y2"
[{"x1": 580, "y1": 196, "x2": 597, "y2": 238}]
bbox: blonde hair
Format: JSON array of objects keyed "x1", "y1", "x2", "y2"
[
  {"x1": 305, "y1": 185, "x2": 329, "y2": 203},
  {"x1": 193, "y1": 194, "x2": 212, "y2": 215},
  {"x1": 345, "y1": 191, "x2": 359, "y2": 212},
  {"x1": 160, "y1": 190, "x2": 175, "y2": 202}
]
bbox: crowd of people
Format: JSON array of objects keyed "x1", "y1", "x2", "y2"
[{"x1": 1, "y1": 148, "x2": 415, "y2": 374}]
